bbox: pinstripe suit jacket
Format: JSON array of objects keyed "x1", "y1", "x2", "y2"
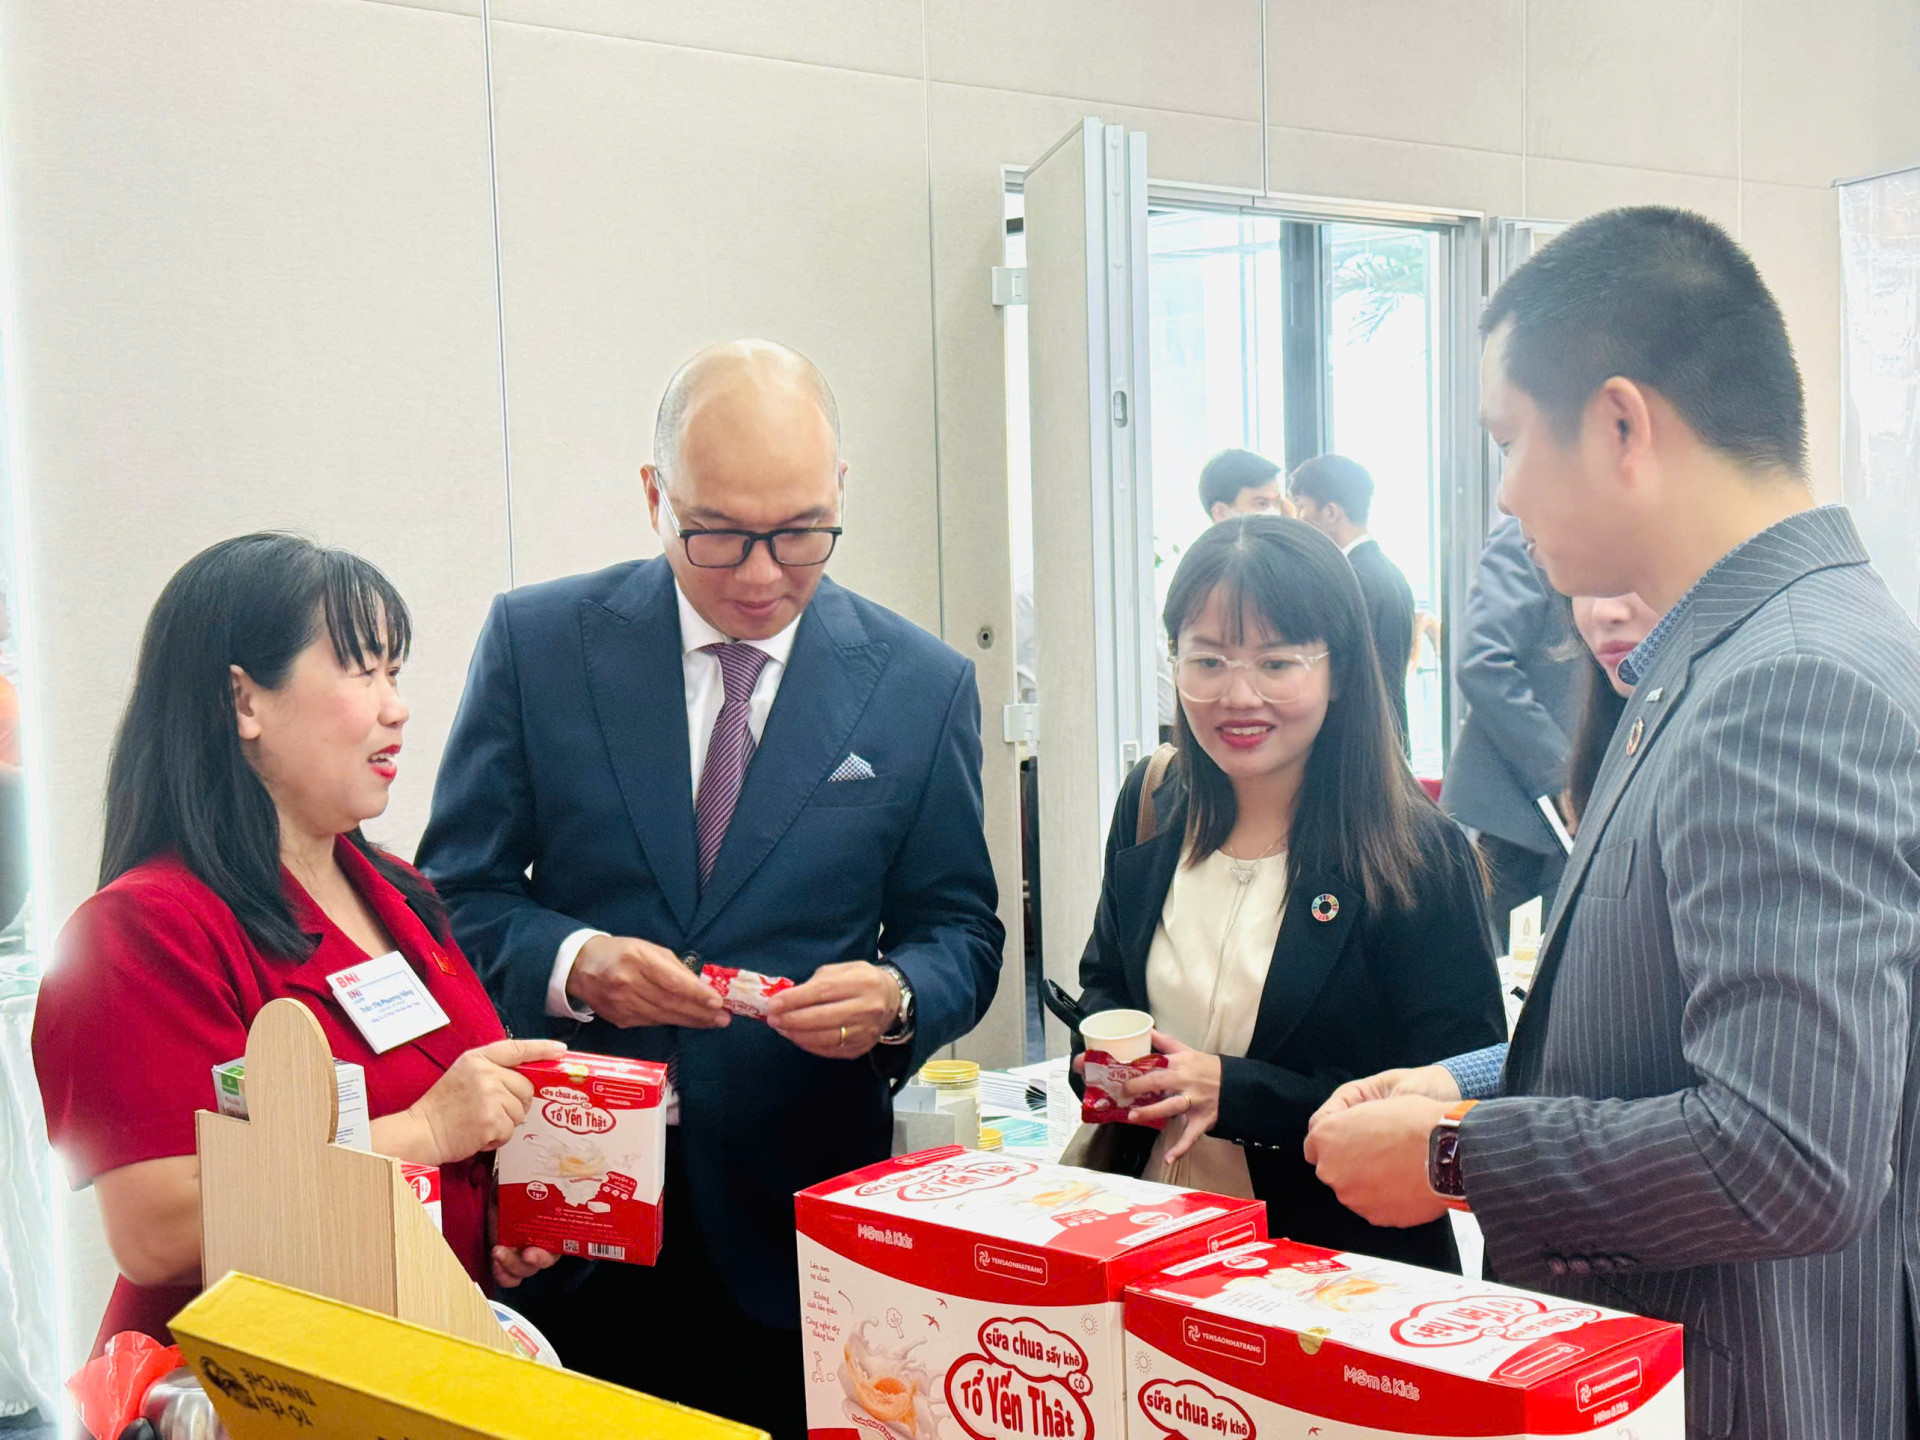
[{"x1": 1459, "y1": 507, "x2": 1920, "y2": 1438}]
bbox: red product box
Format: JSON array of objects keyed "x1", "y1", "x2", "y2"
[
  {"x1": 495, "y1": 1053, "x2": 668, "y2": 1266},
  {"x1": 797, "y1": 1146, "x2": 1267, "y2": 1440},
  {"x1": 400, "y1": 1162, "x2": 440, "y2": 1234},
  {"x1": 1124, "y1": 1239, "x2": 1684, "y2": 1439},
  {"x1": 702, "y1": 964, "x2": 797, "y2": 1019},
  {"x1": 1082, "y1": 1052, "x2": 1170, "y2": 1128}
]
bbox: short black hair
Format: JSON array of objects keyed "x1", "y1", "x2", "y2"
[
  {"x1": 1198, "y1": 448, "x2": 1280, "y2": 515},
  {"x1": 1482, "y1": 206, "x2": 1806, "y2": 477},
  {"x1": 1288, "y1": 454, "x2": 1374, "y2": 525}
]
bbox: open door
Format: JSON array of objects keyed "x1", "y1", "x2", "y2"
[{"x1": 1023, "y1": 118, "x2": 1156, "y2": 1053}]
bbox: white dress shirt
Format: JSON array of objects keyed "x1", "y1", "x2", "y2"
[
  {"x1": 545, "y1": 582, "x2": 802, "y2": 1021},
  {"x1": 1142, "y1": 848, "x2": 1288, "y2": 1197},
  {"x1": 1341, "y1": 532, "x2": 1372, "y2": 557}
]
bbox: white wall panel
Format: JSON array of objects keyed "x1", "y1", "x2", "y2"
[
  {"x1": 1742, "y1": 181, "x2": 1844, "y2": 501},
  {"x1": 487, "y1": 24, "x2": 941, "y2": 629},
  {"x1": 1266, "y1": 125, "x2": 1524, "y2": 215},
  {"x1": 1742, "y1": 0, "x2": 1879, "y2": 189},
  {"x1": 1266, "y1": 0, "x2": 1524, "y2": 155},
  {"x1": 929, "y1": 0, "x2": 1263, "y2": 123},
  {"x1": 1523, "y1": 159, "x2": 1741, "y2": 233},
  {"x1": 1864, "y1": 0, "x2": 1920, "y2": 175},
  {"x1": 1528, "y1": 0, "x2": 1740, "y2": 177},
  {"x1": 935, "y1": 82, "x2": 1264, "y2": 196},
  {"x1": 0, "y1": 0, "x2": 505, "y2": 926},
  {"x1": 491, "y1": 0, "x2": 923, "y2": 78}
]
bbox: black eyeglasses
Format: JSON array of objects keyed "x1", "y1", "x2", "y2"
[{"x1": 659, "y1": 488, "x2": 842, "y2": 569}]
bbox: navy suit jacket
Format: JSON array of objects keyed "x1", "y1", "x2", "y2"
[{"x1": 416, "y1": 558, "x2": 1003, "y2": 1325}]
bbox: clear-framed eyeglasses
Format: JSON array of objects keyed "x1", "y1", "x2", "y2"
[
  {"x1": 657, "y1": 485, "x2": 842, "y2": 569},
  {"x1": 1174, "y1": 648, "x2": 1331, "y2": 705}
]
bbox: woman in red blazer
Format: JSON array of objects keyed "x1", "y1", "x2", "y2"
[{"x1": 33, "y1": 533, "x2": 563, "y2": 1351}]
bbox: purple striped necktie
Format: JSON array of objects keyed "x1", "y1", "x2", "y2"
[{"x1": 695, "y1": 641, "x2": 771, "y2": 886}]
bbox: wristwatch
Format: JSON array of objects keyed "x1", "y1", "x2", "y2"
[
  {"x1": 877, "y1": 962, "x2": 916, "y2": 1045},
  {"x1": 1427, "y1": 1100, "x2": 1478, "y2": 1211}
]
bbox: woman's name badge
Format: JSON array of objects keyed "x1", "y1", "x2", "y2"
[{"x1": 327, "y1": 951, "x2": 451, "y2": 1054}]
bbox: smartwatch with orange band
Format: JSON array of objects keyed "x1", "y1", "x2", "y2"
[{"x1": 1427, "y1": 1100, "x2": 1478, "y2": 1211}]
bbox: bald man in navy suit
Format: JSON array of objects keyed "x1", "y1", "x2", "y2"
[{"x1": 419, "y1": 341, "x2": 1003, "y2": 1439}]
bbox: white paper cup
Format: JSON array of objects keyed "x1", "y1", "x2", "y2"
[{"x1": 1080, "y1": 1009, "x2": 1154, "y2": 1063}]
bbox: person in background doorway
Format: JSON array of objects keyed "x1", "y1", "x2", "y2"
[
  {"x1": 1197, "y1": 448, "x2": 1291, "y2": 523},
  {"x1": 1564, "y1": 592, "x2": 1660, "y2": 826},
  {"x1": 1288, "y1": 455, "x2": 1416, "y2": 752},
  {"x1": 32, "y1": 534, "x2": 560, "y2": 1354},
  {"x1": 1437, "y1": 516, "x2": 1583, "y2": 951},
  {"x1": 418, "y1": 340, "x2": 1002, "y2": 1440},
  {"x1": 1075, "y1": 516, "x2": 1503, "y2": 1270}
]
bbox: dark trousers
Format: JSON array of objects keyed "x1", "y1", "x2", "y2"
[
  {"x1": 512, "y1": 1137, "x2": 807, "y2": 1440},
  {"x1": 1480, "y1": 833, "x2": 1566, "y2": 954}
]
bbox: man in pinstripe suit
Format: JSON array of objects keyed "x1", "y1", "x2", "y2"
[{"x1": 1305, "y1": 208, "x2": 1919, "y2": 1437}]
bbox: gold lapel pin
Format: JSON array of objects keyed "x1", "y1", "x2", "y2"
[
  {"x1": 1625, "y1": 716, "x2": 1646, "y2": 756},
  {"x1": 1310, "y1": 894, "x2": 1339, "y2": 923}
]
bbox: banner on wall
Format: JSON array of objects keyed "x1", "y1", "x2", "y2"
[{"x1": 1839, "y1": 166, "x2": 1920, "y2": 622}]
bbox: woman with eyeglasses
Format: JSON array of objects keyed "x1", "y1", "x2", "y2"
[{"x1": 1074, "y1": 515, "x2": 1504, "y2": 1270}]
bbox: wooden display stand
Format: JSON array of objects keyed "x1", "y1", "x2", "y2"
[{"x1": 195, "y1": 998, "x2": 513, "y2": 1353}]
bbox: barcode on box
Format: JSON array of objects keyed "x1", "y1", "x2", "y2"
[{"x1": 588, "y1": 1243, "x2": 626, "y2": 1260}]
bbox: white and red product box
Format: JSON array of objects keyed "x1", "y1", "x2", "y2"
[
  {"x1": 796, "y1": 1146, "x2": 1267, "y2": 1440},
  {"x1": 1080, "y1": 1054, "x2": 1169, "y2": 1128},
  {"x1": 702, "y1": 964, "x2": 796, "y2": 1020},
  {"x1": 400, "y1": 1162, "x2": 441, "y2": 1234},
  {"x1": 495, "y1": 1052, "x2": 668, "y2": 1266},
  {"x1": 1124, "y1": 1239, "x2": 1684, "y2": 1439}
]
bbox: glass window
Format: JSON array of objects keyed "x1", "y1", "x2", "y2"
[{"x1": 1324, "y1": 222, "x2": 1446, "y2": 774}]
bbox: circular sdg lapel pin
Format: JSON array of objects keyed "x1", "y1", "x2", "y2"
[{"x1": 1311, "y1": 894, "x2": 1339, "y2": 923}]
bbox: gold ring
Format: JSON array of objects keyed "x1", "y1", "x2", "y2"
[{"x1": 839, "y1": 1024, "x2": 848, "y2": 1046}]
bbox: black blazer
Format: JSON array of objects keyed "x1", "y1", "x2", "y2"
[
  {"x1": 1076, "y1": 758, "x2": 1504, "y2": 1271},
  {"x1": 1347, "y1": 538, "x2": 1417, "y2": 753}
]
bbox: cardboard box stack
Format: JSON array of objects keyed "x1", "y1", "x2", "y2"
[{"x1": 797, "y1": 1147, "x2": 1267, "y2": 1440}]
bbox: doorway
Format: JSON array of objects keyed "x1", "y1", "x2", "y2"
[
  {"x1": 1144, "y1": 205, "x2": 1454, "y2": 776},
  {"x1": 1004, "y1": 144, "x2": 1486, "y2": 1061}
]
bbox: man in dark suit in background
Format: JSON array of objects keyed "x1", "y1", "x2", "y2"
[
  {"x1": 1289, "y1": 454, "x2": 1416, "y2": 751},
  {"x1": 418, "y1": 339, "x2": 1003, "y2": 1439},
  {"x1": 1438, "y1": 516, "x2": 1583, "y2": 949},
  {"x1": 1197, "y1": 447, "x2": 1288, "y2": 523}
]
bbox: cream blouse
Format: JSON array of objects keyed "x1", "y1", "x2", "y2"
[{"x1": 1142, "y1": 846, "x2": 1288, "y2": 1196}]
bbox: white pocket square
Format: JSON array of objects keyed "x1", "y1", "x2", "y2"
[{"x1": 829, "y1": 753, "x2": 876, "y2": 783}]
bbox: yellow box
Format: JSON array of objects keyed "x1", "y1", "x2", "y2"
[{"x1": 171, "y1": 1272, "x2": 767, "y2": 1440}]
